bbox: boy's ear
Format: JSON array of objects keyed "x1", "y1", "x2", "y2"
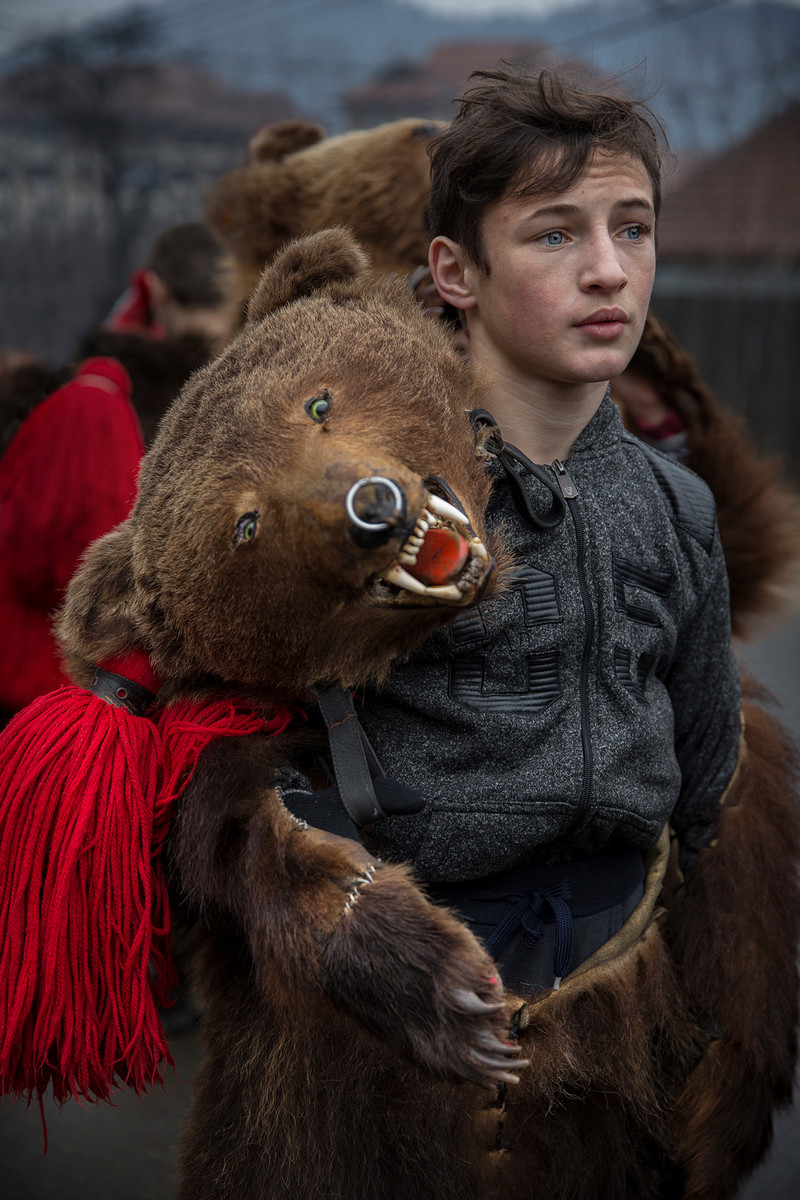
[
  {"x1": 428, "y1": 237, "x2": 478, "y2": 312},
  {"x1": 143, "y1": 269, "x2": 171, "y2": 310}
]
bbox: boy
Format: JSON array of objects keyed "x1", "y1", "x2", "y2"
[{"x1": 355, "y1": 69, "x2": 743, "y2": 992}]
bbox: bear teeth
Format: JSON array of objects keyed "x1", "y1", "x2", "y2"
[
  {"x1": 379, "y1": 490, "x2": 489, "y2": 603},
  {"x1": 425, "y1": 493, "x2": 468, "y2": 525},
  {"x1": 396, "y1": 508, "x2": 437, "y2": 566},
  {"x1": 383, "y1": 564, "x2": 464, "y2": 602}
]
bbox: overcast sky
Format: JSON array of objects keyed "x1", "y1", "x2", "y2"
[
  {"x1": 0, "y1": 0, "x2": 579, "y2": 23},
  {"x1": 1, "y1": 0, "x2": 798, "y2": 51},
  {"x1": 0, "y1": 0, "x2": 578, "y2": 56}
]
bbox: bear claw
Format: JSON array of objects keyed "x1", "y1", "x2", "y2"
[
  {"x1": 451, "y1": 988, "x2": 504, "y2": 1015},
  {"x1": 471, "y1": 1032, "x2": 529, "y2": 1077}
]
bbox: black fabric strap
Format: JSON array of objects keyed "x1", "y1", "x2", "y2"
[
  {"x1": 469, "y1": 408, "x2": 566, "y2": 531},
  {"x1": 316, "y1": 686, "x2": 387, "y2": 827}
]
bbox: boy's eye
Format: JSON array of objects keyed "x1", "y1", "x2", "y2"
[
  {"x1": 623, "y1": 224, "x2": 647, "y2": 241},
  {"x1": 541, "y1": 230, "x2": 565, "y2": 247}
]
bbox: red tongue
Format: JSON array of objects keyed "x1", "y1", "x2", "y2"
[{"x1": 405, "y1": 527, "x2": 470, "y2": 586}]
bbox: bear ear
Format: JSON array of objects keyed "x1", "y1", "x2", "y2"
[
  {"x1": 57, "y1": 521, "x2": 144, "y2": 687},
  {"x1": 247, "y1": 119, "x2": 325, "y2": 164},
  {"x1": 245, "y1": 227, "x2": 371, "y2": 323}
]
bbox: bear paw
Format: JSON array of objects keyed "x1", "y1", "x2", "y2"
[{"x1": 319, "y1": 862, "x2": 528, "y2": 1088}]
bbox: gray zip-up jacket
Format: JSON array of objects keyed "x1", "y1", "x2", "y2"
[{"x1": 358, "y1": 394, "x2": 742, "y2": 882}]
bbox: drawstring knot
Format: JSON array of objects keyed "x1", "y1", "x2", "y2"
[{"x1": 483, "y1": 879, "x2": 574, "y2": 990}]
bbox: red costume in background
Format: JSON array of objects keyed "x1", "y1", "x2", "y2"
[
  {"x1": 0, "y1": 357, "x2": 144, "y2": 715},
  {"x1": 104, "y1": 269, "x2": 166, "y2": 339}
]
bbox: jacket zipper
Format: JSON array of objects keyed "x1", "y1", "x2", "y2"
[{"x1": 553, "y1": 459, "x2": 594, "y2": 833}]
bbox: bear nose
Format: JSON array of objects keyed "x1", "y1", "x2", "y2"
[{"x1": 345, "y1": 476, "x2": 406, "y2": 542}]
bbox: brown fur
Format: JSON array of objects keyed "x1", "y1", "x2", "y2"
[
  {"x1": 77, "y1": 328, "x2": 216, "y2": 446},
  {"x1": 58, "y1": 229, "x2": 513, "y2": 1195},
  {"x1": 492, "y1": 688, "x2": 800, "y2": 1200},
  {"x1": 59, "y1": 229, "x2": 505, "y2": 702},
  {"x1": 57, "y1": 231, "x2": 799, "y2": 1199},
  {"x1": 205, "y1": 118, "x2": 441, "y2": 306},
  {"x1": 662, "y1": 684, "x2": 800, "y2": 1198},
  {"x1": 173, "y1": 692, "x2": 800, "y2": 1200},
  {"x1": 616, "y1": 313, "x2": 800, "y2": 636}
]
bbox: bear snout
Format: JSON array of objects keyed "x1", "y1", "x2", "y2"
[{"x1": 345, "y1": 475, "x2": 407, "y2": 547}]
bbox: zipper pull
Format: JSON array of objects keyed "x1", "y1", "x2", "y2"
[{"x1": 552, "y1": 460, "x2": 579, "y2": 500}]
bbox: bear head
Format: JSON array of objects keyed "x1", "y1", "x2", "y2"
[
  {"x1": 58, "y1": 228, "x2": 502, "y2": 705},
  {"x1": 205, "y1": 118, "x2": 442, "y2": 305}
]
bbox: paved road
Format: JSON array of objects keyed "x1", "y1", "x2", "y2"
[{"x1": 2, "y1": 614, "x2": 799, "y2": 1199}]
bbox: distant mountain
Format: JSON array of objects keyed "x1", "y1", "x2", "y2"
[{"x1": 11, "y1": 0, "x2": 800, "y2": 151}]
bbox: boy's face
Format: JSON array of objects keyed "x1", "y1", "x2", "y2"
[{"x1": 431, "y1": 151, "x2": 656, "y2": 395}]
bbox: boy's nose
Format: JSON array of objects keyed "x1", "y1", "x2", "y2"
[{"x1": 580, "y1": 235, "x2": 628, "y2": 293}]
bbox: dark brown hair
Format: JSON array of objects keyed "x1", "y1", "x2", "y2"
[
  {"x1": 147, "y1": 222, "x2": 229, "y2": 308},
  {"x1": 427, "y1": 68, "x2": 666, "y2": 270}
]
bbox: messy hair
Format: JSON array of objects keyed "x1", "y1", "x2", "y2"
[{"x1": 427, "y1": 68, "x2": 666, "y2": 270}]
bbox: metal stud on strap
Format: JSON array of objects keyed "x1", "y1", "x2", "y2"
[{"x1": 90, "y1": 668, "x2": 156, "y2": 717}]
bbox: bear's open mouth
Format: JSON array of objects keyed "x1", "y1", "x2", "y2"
[{"x1": 371, "y1": 492, "x2": 490, "y2": 606}]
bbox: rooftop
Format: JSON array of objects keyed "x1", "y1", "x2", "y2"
[{"x1": 658, "y1": 102, "x2": 800, "y2": 263}]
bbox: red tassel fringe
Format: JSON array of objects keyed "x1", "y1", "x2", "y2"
[{"x1": 0, "y1": 674, "x2": 294, "y2": 1109}]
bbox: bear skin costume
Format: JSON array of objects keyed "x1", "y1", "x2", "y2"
[
  {"x1": 205, "y1": 118, "x2": 440, "y2": 306},
  {"x1": 206, "y1": 119, "x2": 800, "y2": 638},
  {"x1": 1, "y1": 230, "x2": 798, "y2": 1200}
]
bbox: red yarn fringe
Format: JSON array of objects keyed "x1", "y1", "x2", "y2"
[{"x1": 0, "y1": 681, "x2": 293, "y2": 1109}]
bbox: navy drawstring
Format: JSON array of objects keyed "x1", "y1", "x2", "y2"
[
  {"x1": 481, "y1": 880, "x2": 574, "y2": 990},
  {"x1": 427, "y1": 843, "x2": 644, "y2": 994}
]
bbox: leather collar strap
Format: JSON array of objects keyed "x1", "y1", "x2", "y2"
[
  {"x1": 316, "y1": 686, "x2": 388, "y2": 827},
  {"x1": 90, "y1": 650, "x2": 161, "y2": 717},
  {"x1": 469, "y1": 407, "x2": 566, "y2": 531},
  {"x1": 90, "y1": 667, "x2": 157, "y2": 717}
]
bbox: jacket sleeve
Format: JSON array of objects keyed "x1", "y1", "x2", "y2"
[{"x1": 665, "y1": 527, "x2": 742, "y2": 874}]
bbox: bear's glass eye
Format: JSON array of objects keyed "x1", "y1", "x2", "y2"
[
  {"x1": 232, "y1": 511, "x2": 260, "y2": 548},
  {"x1": 304, "y1": 389, "x2": 333, "y2": 423}
]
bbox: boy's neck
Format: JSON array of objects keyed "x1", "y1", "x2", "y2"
[{"x1": 475, "y1": 364, "x2": 608, "y2": 466}]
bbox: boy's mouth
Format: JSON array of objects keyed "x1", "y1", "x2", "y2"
[{"x1": 576, "y1": 308, "x2": 629, "y2": 339}]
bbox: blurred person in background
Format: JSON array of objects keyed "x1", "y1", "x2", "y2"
[
  {"x1": 0, "y1": 356, "x2": 144, "y2": 724},
  {"x1": 0, "y1": 225, "x2": 236, "y2": 725},
  {"x1": 87, "y1": 222, "x2": 237, "y2": 444},
  {"x1": 104, "y1": 221, "x2": 235, "y2": 344}
]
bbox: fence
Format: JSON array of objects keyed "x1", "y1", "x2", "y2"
[{"x1": 652, "y1": 286, "x2": 800, "y2": 483}]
